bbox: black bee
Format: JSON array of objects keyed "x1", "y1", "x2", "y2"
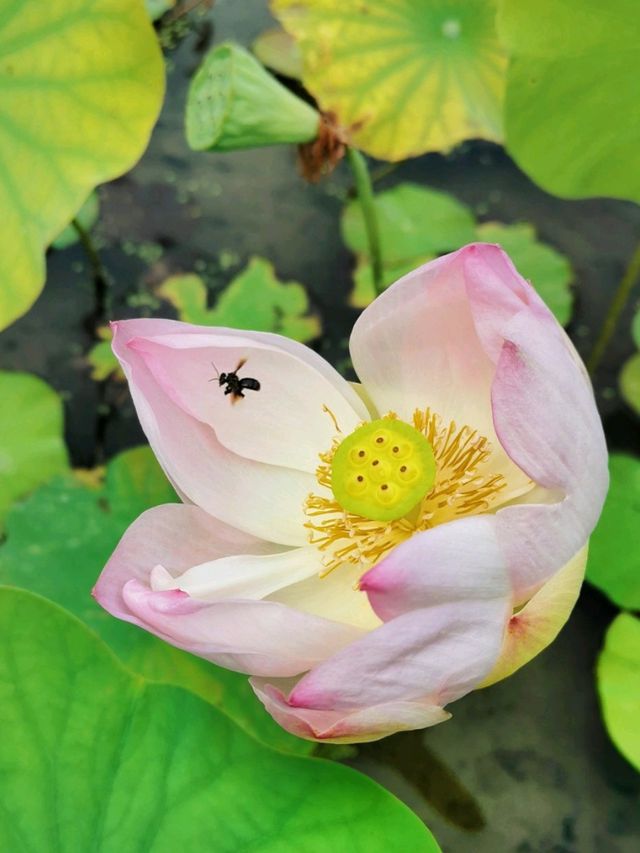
[{"x1": 209, "y1": 358, "x2": 261, "y2": 403}]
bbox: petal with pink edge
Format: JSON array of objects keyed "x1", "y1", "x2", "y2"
[
  {"x1": 351, "y1": 249, "x2": 496, "y2": 429},
  {"x1": 251, "y1": 680, "x2": 450, "y2": 743},
  {"x1": 480, "y1": 545, "x2": 588, "y2": 687},
  {"x1": 119, "y1": 319, "x2": 367, "y2": 473},
  {"x1": 287, "y1": 592, "x2": 510, "y2": 714},
  {"x1": 119, "y1": 581, "x2": 361, "y2": 677},
  {"x1": 112, "y1": 321, "x2": 317, "y2": 546},
  {"x1": 491, "y1": 310, "x2": 608, "y2": 600},
  {"x1": 349, "y1": 245, "x2": 531, "y2": 492},
  {"x1": 360, "y1": 515, "x2": 509, "y2": 622},
  {"x1": 93, "y1": 503, "x2": 278, "y2": 620},
  {"x1": 94, "y1": 503, "x2": 362, "y2": 677}
]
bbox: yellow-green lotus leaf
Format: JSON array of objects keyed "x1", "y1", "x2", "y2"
[
  {"x1": 272, "y1": 0, "x2": 506, "y2": 161},
  {"x1": 0, "y1": 0, "x2": 165, "y2": 331}
]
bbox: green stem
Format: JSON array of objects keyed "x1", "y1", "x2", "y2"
[
  {"x1": 346, "y1": 147, "x2": 384, "y2": 296},
  {"x1": 72, "y1": 216, "x2": 112, "y2": 466},
  {"x1": 587, "y1": 240, "x2": 640, "y2": 376},
  {"x1": 72, "y1": 217, "x2": 111, "y2": 321}
]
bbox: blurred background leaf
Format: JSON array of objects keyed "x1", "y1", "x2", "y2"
[
  {"x1": 87, "y1": 326, "x2": 124, "y2": 382},
  {"x1": 0, "y1": 588, "x2": 441, "y2": 852},
  {"x1": 587, "y1": 454, "x2": 640, "y2": 611},
  {"x1": 252, "y1": 25, "x2": 303, "y2": 80},
  {"x1": 0, "y1": 371, "x2": 68, "y2": 529},
  {"x1": 272, "y1": 0, "x2": 506, "y2": 161},
  {"x1": 342, "y1": 183, "x2": 476, "y2": 264},
  {"x1": 632, "y1": 307, "x2": 640, "y2": 348},
  {"x1": 158, "y1": 257, "x2": 321, "y2": 341},
  {"x1": 597, "y1": 613, "x2": 640, "y2": 772},
  {"x1": 500, "y1": 0, "x2": 640, "y2": 202},
  {"x1": 342, "y1": 183, "x2": 573, "y2": 324},
  {"x1": 620, "y1": 353, "x2": 640, "y2": 417},
  {"x1": 0, "y1": 0, "x2": 165, "y2": 331}
]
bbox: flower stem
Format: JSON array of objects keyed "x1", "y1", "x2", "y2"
[
  {"x1": 72, "y1": 217, "x2": 111, "y2": 321},
  {"x1": 346, "y1": 147, "x2": 384, "y2": 295},
  {"x1": 71, "y1": 216, "x2": 112, "y2": 466},
  {"x1": 587, "y1": 240, "x2": 640, "y2": 376}
]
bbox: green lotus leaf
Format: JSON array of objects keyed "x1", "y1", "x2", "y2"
[
  {"x1": 0, "y1": 371, "x2": 68, "y2": 528},
  {"x1": 0, "y1": 0, "x2": 164, "y2": 331},
  {"x1": 499, "y1": 0, "x2": 640, "y2": 202},
  {"x1": 475, "y1": 223, "x2": 573, "y2": 326},
  {"x1": 0, "y1": 587, "x2": 441, "y2": 852},
  {"x1": 597, "y1": 612, "x2": 640, "y2": 772},
  {"x1": 272, "y1": 0, "x2": 506, "y2": 161},
  {"x1": 0, "y1": 446, "x2": 312, "y2": 755},
  {"x1": 158, "y1": 257, "x2": 321, "y2": 342},
  {"x1": 587, "y1": 454, "x2": 640, "y2": 611},
  {"x1": 186, "y1": 42, "x2": 319, "y2": 151},
  {"x1": 620, "y1": 353, "x2": 640, "y2": 417}
]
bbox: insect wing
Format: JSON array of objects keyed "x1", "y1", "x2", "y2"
[{"x1": 239, "y1": 377, "x2": 260, "y2": 391}]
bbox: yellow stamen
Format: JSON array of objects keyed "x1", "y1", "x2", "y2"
[
  {"x1": 322, "y1": 403, "x2": 342, "y2": 433},
  {"x1": 304, "y1": 408, "x2": 507, "y2": 578}
]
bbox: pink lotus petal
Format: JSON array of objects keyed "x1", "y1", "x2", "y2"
[
  {"x1": 251, "y1": 680, "x2": 450, "y2": 743},
  {"x1": 480, "y1": 545, "x2": 588, "y2": 687},
  {"x1": 93, "y1": 503, "x2": 362, "y2": 676},
  {"x1": 126, "y1": 327, "x2": 365, "y2": 473},
  {"x1": 287, "y1": 595, "x2": 510, "y2": 713},
  {"x1": 349, "y1": 245, "x2": 531, "y2": 492},
  {"x1": 93, "y1": 503, "x2": 277, "y2": 619},
  {"x1": 491, "y1": 310, "x2": 608, "y2": 599},
  {"x1": 360, "y1": 515, "x2": 509, "y2": 622},
  {"x1": 112, "y1": 321, "x2": 316, "y2": 546},
  {"x1": 120, "y1": 580, "x2": 361, "y2": 677}
]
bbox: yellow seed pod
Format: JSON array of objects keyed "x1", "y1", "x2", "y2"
[{"x1": 331, "y1": 418, "x2": 436, "y2": 522}]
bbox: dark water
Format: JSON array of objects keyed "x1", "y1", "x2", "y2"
[{"x1": 1, "y1": 1, "x2": 639, "y2": 850}]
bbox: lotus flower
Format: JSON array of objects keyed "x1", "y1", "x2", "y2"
[{"x1": 94, "y1": 244, "x2": 608, "y2": 743}]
